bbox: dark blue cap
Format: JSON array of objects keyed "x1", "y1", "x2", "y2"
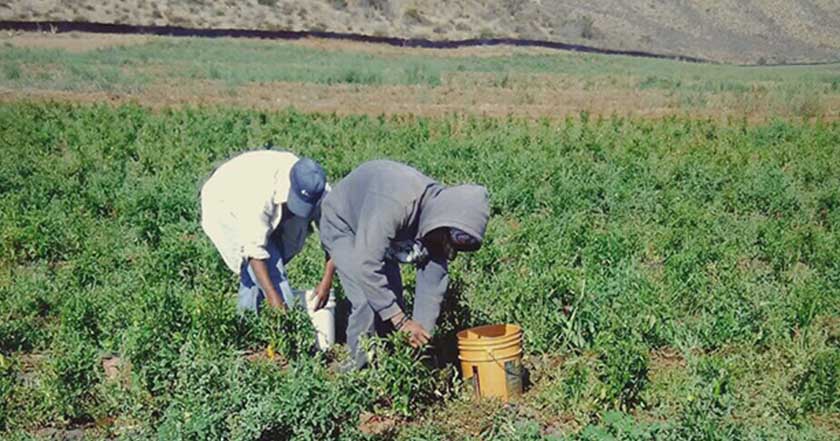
[{"x1": 287, "y1": 157, "x2": 326, "y2": 218}]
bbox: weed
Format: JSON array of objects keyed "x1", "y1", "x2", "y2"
[
  {"x1": 2, "y1": 63, "x2": 21, "y2": 80},
  {"x1": 796, "y1": 349, "x2": 840, "y2": 412},
  {"x1": 580, "y1": 16, "x2": 595, "y2": 40},
  {"x1": 328, "y1": 0, "x2": 348, "y2": 10},
  {"x1": 404, "y1": 63, "x2": 441, "y2": 86},
  {"x1": 577, "y1": 412, "x2": 664, "y2": 440},
  {"x1": 403, "y1": 8, "x2": 426, "y2": 26},
  {"x1": 329, "y1": 68, "x2": 382, "y2": 85},
  {"x1": 637, "y1": 75, "x2": 681, "y2": 90}
]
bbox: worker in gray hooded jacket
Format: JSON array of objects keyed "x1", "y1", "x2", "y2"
[{"x1": 319, "y1": 160, "x2": 490, "y2": 369}]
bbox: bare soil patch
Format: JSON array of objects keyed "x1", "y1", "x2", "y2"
[
  {"x1": 4, "y1": 80, "x2": 838, "y2": 123},
  {"x1": 294, "y1": 37, "x2": 566, "y2": 59},
  {"x1": 1, "y1": 30, "x2": 151, "y2": 52}
]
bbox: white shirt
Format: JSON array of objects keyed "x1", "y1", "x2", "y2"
[{"x1": 199, "y1": 150, "x2": 326, "y2": 274}]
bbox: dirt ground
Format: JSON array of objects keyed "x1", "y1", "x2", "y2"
[
  {"x1": 5, "y1": 77, "x2": 839, "y2": 122},
  {"x1": 291, "y1": 37, "x2": 570, "y2": 59},
  {"x1": 0, "y1": 30, "x2": 152, "y2": 52},
  {"x1": 0, "y1": 81, "x2": 803, "y2": 123}
]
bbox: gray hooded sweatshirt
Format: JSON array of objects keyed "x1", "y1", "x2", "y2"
[{"x1": 319, "y1": 160, "x2": 490, "y2": 333}]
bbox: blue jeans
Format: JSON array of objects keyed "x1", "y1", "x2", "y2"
[{"x1": 238, "y1": 240, "x2": 297, "y2": 313}]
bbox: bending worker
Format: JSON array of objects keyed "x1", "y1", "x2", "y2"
[
  {"x1": 319, "y1": 160, "x2": 489, "y2": 369},
  {"x1": 200, "y1": 149, "x2": 335, "y2": 313}
]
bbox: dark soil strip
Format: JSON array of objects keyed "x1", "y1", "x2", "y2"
[{"x1": 0, "y1": 20, "x2": 712, "y2": 64}]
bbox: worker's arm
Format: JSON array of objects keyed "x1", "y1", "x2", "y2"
[
  {"x1": 354, "y1": 197, "x2": 407, "y2": 320},
  {"x1": 355, "y1": 196, "x2": 431, "y2": 346},
  {"x1": 311, "y1": 194, "x2": 336, "y2": 310},
  {"x1": 412, "y1": 254, "x2": 449, "y2": 336},
  {"x1": 313, "y1": 257, "x2": 335, "y2": 310},
  {"x1": 249, "y1": 258, "x2": 286, "y2": 310},
  {"x1": 241, "y1": 199, "x2": 288, "y2": 311}
]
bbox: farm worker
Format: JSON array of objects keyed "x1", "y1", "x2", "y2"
[
  {"x1": 319, "y1": 160, "x2": 489, "y2": 370},
  {"x1": 200, "y1": 150, "x2": 335, "y2": 313}
]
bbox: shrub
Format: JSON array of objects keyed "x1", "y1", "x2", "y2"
[{"x1": 581, "y1": 16, "x2": 595, "y2": 39}]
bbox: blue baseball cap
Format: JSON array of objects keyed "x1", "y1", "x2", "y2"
[{"x1": 287, "y1": 157, "x2": 326, "y2": 218}]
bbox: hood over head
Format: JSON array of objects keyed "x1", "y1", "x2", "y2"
[{"x1": 418, "y1": 184, "x2": 490, "y2": 244}]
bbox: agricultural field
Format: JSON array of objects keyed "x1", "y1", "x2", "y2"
[
  {"x1": 1, "y1": 32, "x2": 840, "y2": 121},
  {"x1": 1, "y1": 31, "x2": 840, "y2": 441},
  {"x1": 1, "y1": 103, "x2": 839, "y2": 440}
]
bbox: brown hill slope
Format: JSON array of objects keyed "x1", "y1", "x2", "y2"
[{"x1": 2, "y1": 0, "x2": 839, "y2": 64}]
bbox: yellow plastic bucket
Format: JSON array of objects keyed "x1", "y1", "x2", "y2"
[{"x1": 457, "y1": 324, "x2": 523, "y2": 401}]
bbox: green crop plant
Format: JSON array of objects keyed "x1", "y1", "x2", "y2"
[
  {"x1": 362, "y1": 332, "x2": 459, "y2": 418},
  {"x1": 256, "y1": 306, "x2": 317, "y2": 361}
]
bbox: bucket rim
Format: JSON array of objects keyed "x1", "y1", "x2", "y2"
[
  {"x1": 458, "y1": 336, "x2": 522, "y2": 349},
  {"x1": 458, "y1": 348, "x2": 523, "y2": 363},
  {"x1": 458, "y1": 339, "x2": 522, "y2": 355},
  {"x1": 457, "y1": 324, "x2": 522, "y2": 342},
  {"x1": 458, "y1": 334, "x2": 522, "y2": 347}
]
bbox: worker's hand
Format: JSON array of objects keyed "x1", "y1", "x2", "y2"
[
  {"x1": 314, "y1": 259, "x2": 335, "y2": 311},
  {"x1": 250, "y1": 258, "x2": 287, "y2": 312},
  {"x1": 400, "y1": 319, "x2": 431, "y2": 348},
  {"x1": 265, "y1": 290, "x2": 287, "y2": 312},
  {"x1": 313, "y1": 281, "x2": 330, "y2": 311}
]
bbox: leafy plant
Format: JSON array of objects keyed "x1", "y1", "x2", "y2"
[
  {"x1": 577, "y1": 412, "x2": 663, "y2": 440},
  {"x1": 363, "y1": 332, "x2": 456, "y2": 417},
  {"x1": 0, "y1": 354, "x2": 13, "y2": 431},
  {"x1": 257, "y1": 306, "x2": 317, "y2": 361},
  {"x1": 795, "y1": 349, "x2": 840, "y2": 412}
]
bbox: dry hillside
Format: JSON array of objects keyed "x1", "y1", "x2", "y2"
[{"x1": 2, "y1": 0, "x2": 839, "y2": 64}]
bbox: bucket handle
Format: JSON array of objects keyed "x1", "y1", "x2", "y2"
[{"x1": 482, "y1": 347, "x2": 522, "y2": 377}]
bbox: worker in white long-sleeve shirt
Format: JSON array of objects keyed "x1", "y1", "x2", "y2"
[{"x1": 200, "y1": 149, "x2": 334, "y2": 313}]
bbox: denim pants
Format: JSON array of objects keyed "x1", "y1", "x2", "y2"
[{"x1": 238, "y1": 240, "x2": 297, "y2": 313}]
